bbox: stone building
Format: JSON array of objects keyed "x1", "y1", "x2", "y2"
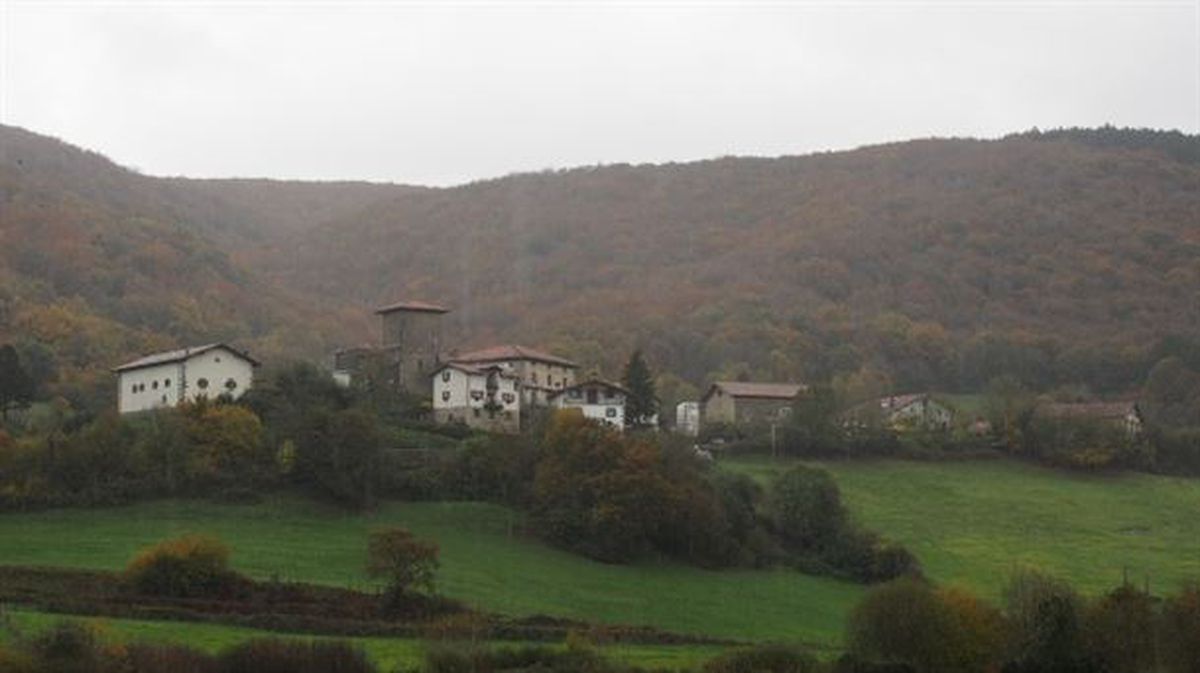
[
  {"x1": 701, "y1": 381, "x2": 806, "y2": 428},
  {"x1": 333, "y1": 300, "x2": 449, "y2": 397}
]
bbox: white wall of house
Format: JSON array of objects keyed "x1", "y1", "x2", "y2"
[
  {"x1": 184, "y1": 348, "x2": 255, "y2": 403},
  {"x1": 118, "y1": 362, "x2": 183, "y2": 414},
  {"x1": 676, "y1": 401, "x2": 700, "y2": 436},
  {"x1": 117, "y1": 347, "x2": 254, "y2": 414},
  {"x1": 432, "y1": 367, "x2": 521, "y2": 421},
  {"x1": 553, "y1": 384, "x2": 625, "y2": 430}
]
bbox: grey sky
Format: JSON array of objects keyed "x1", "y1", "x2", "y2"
[{"x1": 2, "y1": 1, "x2": 1197, "y2": 186}]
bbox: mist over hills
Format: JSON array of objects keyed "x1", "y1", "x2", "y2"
[{"x1": 1, "y1": 123, "x2": 1197, "y2": 406}]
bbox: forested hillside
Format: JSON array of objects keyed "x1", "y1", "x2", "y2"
[
  {"x1": 0, "y1": 125, "x2": 408, "y2": 406},
  {"x1": 2, "y1": 124, "x2": 1197, "y2": 408},
  {"x1": 270, "y1": 130, "x2": 1200, "y2": 399}
]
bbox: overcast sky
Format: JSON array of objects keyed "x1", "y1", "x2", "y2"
[{"x1": 2, "y1": 1, "x2": 1197, "y2": 186}]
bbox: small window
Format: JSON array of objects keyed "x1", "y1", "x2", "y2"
[
  {"x1": 152, "y1": 381, "x2": 159, "y2": 390},
  {"x1": 130, "y1": 384, "x2": 137, "y2": 394},
  {"x1": 225, "y1": 378, "x2": 237, "y2": 391},
  {"x1": 215, "y1": 356, "x2": 221, "y2": 363},
  {"x1": 197, "y1": 378, "x2": 209, "y2": 390},
  {"x1": 442, "y1": 391, "x2": 451, "y2": 402},
  {"x1": 442, "y1": 371, "x2": 451, "y2": 382},
  {"x1": 606, "y1": 407, "x2": 618, "y2": 418},
  {"x1": 164, "y1": 379, "x2": 171, "y2": 387},
  {"x1": 161, "y1": 394, "x2": 168, "y2": 404},
  {"x1": 473, "y1": 409, "x2": 480, "y2": 417},
  {"x1": 531, "y1": 373, "x2": 538, "y2": 384}
]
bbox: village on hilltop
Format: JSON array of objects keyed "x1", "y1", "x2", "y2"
[{"x1": 113, "y1": 300, "x2": 1146, "y2": 443}]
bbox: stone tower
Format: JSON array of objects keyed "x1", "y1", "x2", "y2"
[{"x1": 375, "y1": 300, "x2": 449, "y2": 395}]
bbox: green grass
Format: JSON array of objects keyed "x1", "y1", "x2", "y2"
[
  {"x1": 0, "y1": 497, "x2": 858, "y2": 646},
  {"x1": 0, "y1": 608, "x2": 725, "y2": 669},
  {"x1": 725, "y1": 456, "x2": 1200, "y2": 598}
]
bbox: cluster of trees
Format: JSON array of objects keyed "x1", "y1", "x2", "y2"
[
  {"x1": 408, "y1": 413, "x2": 915, "y2": 582},
  {"x1": 0, "y1": 362, "x2": 409, "y2": 511},
  {"x1": 843, "y1": 571, "x2": 1200, "y2": 673}
]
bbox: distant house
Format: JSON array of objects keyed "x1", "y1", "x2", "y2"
[
  {"x1": 550, "y1": 379, "x2": 628, "y2": 430},
  {"x1": 846, "y1": 393, "x2": 954, "y2": 431},
  {"x1": 675, "y1": 401, "x2": 701, "y2": 436},
  {"x1": 447, "y1": 345, "x2": 579, "y2": 406},
  {"x1": 701, "y1": 381, "x2": 806, "y2": 428},
  {"x1": 114, "y1": 343, "x2": 259, "y2": 414},
  {"x1": 431, "y1": 361, "x2": 521, "y2": 433},
  {"x1": 1036, "y1": 401, "x2": 1143, "y2": 437}
]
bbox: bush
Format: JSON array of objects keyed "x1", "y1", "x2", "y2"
[
  {"x1": 701, "y1": 643, "x2": 819, "y2": 673},
  {"x1": 366, "y1": 527, "x2": 440, "y2": 605},
  {"x1": 1156, "y1": 583, "x2": 1200, "y2": 673},
  {"x1": 425, "y1": 644, "x2": 626, "y2": 673},
  {"x1": 221, "y1": 638, "x2": 375, "y2": 673},
  {"x1": 767, "y1": 465, "x2": 845, "y2": 552},
  {"x1": 847, "y1": 578, "x2": 1003, "y2": 673},
  {"x1": 125, "y1": 534, "x2": 244, "y2": 598}
]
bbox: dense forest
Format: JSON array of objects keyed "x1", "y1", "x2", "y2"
[{"x1": 1, "y1": 123, "x2": 1198, "y2": 411}]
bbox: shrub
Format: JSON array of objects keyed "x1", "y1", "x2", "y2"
[
  {"x1": 701, "y1": 643, "x2": 819, "y2": 673},
  {"x1": 847, "y1": 579, "x2": 1002, "y2": 673},
  {"x1": 767, "y1": 465, "x2": 846, "y2": 552},
  {"x1": 125, "y1": 534, "x2": 243, "y2": 598},
  {"x1": 221, "y1": 638, "x2": 375, "y2": 673},
  {"x1": 366, "y1": 527, "x2": 440, "y2": 602},
  {"x1": 1157, "y1": 583, "x2": 1200, "y2": 673},
  {"x1": 125, "y1": 643, "x2": 220, "y2": 673},
  {"x1": 1002, "y1": 569, "x2": 1088, "y2": 672},
  {"x1": 425, "y1": 644, "x2": 624, "y2": 673},
  {"x1": 1082, "y1": 584, "x2": 1156, "y2": 673}
]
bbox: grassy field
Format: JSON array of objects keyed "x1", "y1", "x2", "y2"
[
  {"x1": 2, "y1": 457, "x2": 1196, "y2": 655},
  {"x1": 0, "y1": 497, "x2": 859, "y2": 646},
  {"x1": 725, "y1": 456, "x2": 1200, "y2": 598},
  {"x1": 0, "y1": 608, "x2": 727, "y2": 669}
]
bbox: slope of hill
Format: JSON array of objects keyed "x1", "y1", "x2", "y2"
[
  {"x1": 269, "y1": 132, "x2": 1200, "y2": 395},
  {"x1": 2, "y1": 124, "x2": 1197, "y2": 406},
  {"x1": 0, "y1": 125, "x2": 410, "y2": 404}
]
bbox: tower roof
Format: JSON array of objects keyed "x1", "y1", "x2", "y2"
[{"x1": 374, "y1": 300, "x2": 450, "y2": 315}]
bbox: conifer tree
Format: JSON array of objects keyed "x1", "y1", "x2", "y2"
[{"x1": 622, "y1": 349, "x2": 658, "y2": 429}]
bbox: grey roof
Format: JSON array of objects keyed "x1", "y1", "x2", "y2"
[
  {"x1": 704, "y1": 381, "x2": 806, "y2": 401},
  {"x1": 375, "y1": 300, "x2": 450, "y2": 315},
  {"x1": 114, "y1": 343, "x2": 261, "y2": 373}
]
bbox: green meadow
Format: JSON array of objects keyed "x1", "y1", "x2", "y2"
[
  {"x1": 1, "y1": 458, "x2": 1197, "y2": 652},
  {"x1": 0, "y1": 496, "x2": 857, "y2": 647},
  {"x1": 725, "y1": 456, "x2": 1200, "y2": 598}
]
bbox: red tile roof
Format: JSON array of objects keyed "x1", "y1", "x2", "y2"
[
  {"x1": 374, "y1": 300, "x2": 450, "y2": 315},
  {"x1": 450, "y1": 345, "x2": 578, "y2": 368}
]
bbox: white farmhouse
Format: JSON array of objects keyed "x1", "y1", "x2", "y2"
[
  {"x1": 431, "y1": 362, "x2": 521, "y2": 433},
  {"x1": 550, "y1": 379, "x2": 628, "y2": 430},
  {"x1": 448, "y1": 345, "x2": 578, "y2": 406},
  {"x1": 114, "y1": 343, "x2": 259, "y2": 414}
]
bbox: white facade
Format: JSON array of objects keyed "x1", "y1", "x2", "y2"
[
  {"x1": 551, "y1": 380, "x2": 627, "y2": 430},
  {"x1": 675, "y1": 401, "x2": 701, "y2": 436},
  {"x1": 431, "y1": 363, "x2": 521, "y2": 431},
  {"x1": 116, "y1": 345, "x2": 257, "y2": 414}
]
